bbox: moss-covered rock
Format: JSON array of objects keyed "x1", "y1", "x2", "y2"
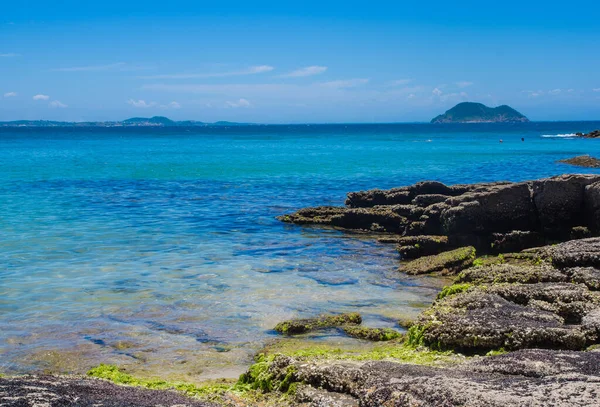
[
  {"x1": 341, "y1": 326, "x2": 401, "y2": 341},
  {"x1": 400, "y1": 246, "x2": 476, "y2": 275},
  {"x1": 274, "y1": 313, "x2": 362, "y2": 335}
]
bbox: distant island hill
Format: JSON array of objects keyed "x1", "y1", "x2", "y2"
[
  {"x1": 431, "y1": 102, "x2": 530, "y2": 123},
  {"x1": 0, "y1": 103, "x2": 530, "y2": 127},
  {"x1": 0, "y1": 116, "x2": 250, "y2": 128}
]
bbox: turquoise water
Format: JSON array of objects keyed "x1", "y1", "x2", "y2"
[{"x1": 2, "y1": 122, "x2": 600, "y2": 379}]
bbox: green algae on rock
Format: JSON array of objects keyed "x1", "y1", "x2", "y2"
[
  {"x1": 400, "y1": 246, "x2": 476, "y2": 275},
  {"x1": 274, "y1": 313, "x2": 362, "y2": 335},
  {"x1": 341, "y1": 326, "x2": 402, "y2": 341}
]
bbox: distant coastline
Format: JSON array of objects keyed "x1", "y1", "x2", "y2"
[{"x1": 0, "y1": 116, "x2": 253, "y2": 128}]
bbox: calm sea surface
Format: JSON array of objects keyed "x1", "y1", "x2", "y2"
[{"x1": 2, "y1": 122, "x2": 600, "y2": 379}]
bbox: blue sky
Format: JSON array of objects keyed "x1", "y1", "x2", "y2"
[{"x1": 1, "y1": 1, "x2": 599, "y2": 123}]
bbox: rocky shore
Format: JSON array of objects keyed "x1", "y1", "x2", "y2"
[
  {"x1": 576, "y1": 130, "x2": 600, "y2": 138},
  {"x1": 4, "y1": 174, "x2": 600, "y2": 406}
]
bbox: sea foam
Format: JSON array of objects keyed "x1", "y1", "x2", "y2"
[{"x1": 541, "y1": 133, "x2": 578, "y2": 138}]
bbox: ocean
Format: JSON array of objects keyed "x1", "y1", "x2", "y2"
[{"x1": 2, "y1": 122, "x2": 600, "y2": 380}]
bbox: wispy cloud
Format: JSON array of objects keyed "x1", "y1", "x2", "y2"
[
  {"x1": 594, "y1": 88, "x2": 600, "y2": 92},
  {"x1": 139, "y1": 65, "x2": 274, "y2": 80},
  {"x1": 226, "y1": 98, "x2": 251, "y2": 108},
  {"x1": 166, "y1": 101, "x2": 181, "y2": 109},
  {"x1": 389, "y1": 79, "x2": 413, "y2": 86},
  {"x1": 432, "y1": 88, "x2": 443, "y2": 96},
  {"x1": 280, "y1": 66, "x2": 327, "y2": 78},
  {"x1": 33, "y1": 94, "x2": 50, "y2": 101},
  {"x1": 456, "y1": 81, "x2": 473, "y2": 88},
  {"x1": 127, "y1": 99, "x2": 156, "y2": 108},
  {"x1": 548, "y1": 88, "x2": 562, "y2": 95},
  {"x1": 53, "y1": 62, "x2": 126, "y2": 72},
  {"x1": 318, "y1": 78, "x2": 369, "y2": 89},
  {"x1": 0, "y1": 53, "x2": 20, "y2": 57},
  {"x1": 3, "y1": 92, "x2": 17, "y2": 97},
  {"x1": 49, "y1": 100, "x2": 68, "y2": 108}
]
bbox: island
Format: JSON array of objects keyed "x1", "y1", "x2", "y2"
[
  {"x1": 431, "y1": 102, "x2": 529, "y2": 123},
  {"x1": 0, "y1": 116, "x2": 252, "y2": 128}
]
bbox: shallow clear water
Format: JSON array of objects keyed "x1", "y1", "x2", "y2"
[{"x1": 2, "y1": 122, "x2": 600, "y2": 379}]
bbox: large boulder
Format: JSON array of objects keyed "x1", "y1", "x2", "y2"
[
  {"x1": 440, "y1": 183, "x2": 537, "y2": 235},
  {"x1": 532, "y1": 174, "x2": 600, "y2": 234}
]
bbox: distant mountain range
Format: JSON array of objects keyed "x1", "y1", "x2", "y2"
[
  {"x1": 431, "y1": 102, "x2": 529, "y2": 123},
  {"x1": 0, "y1": 116, "x2": 252, "y2": 127}
]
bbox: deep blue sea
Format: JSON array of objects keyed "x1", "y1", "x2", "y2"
[{"x1": 2, "y1": 122, "x2": 600, "y2": 379}]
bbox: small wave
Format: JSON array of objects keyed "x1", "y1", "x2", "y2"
[{"x1": 541, "y1": 133, "x2": 578, "y2": 138}]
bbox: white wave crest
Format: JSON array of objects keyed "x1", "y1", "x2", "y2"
[{"x1": 541, "y1": 133, "x2": 578, "y2": 138}]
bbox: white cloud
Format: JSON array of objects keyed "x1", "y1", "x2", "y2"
[
  {"x1": 139, "y1": 65, "x2": 274, "y2": 80},
  {"x1": 49, "y1": 100, "x2": 68, "y2": 108},
  {"x1": 389, "y1": 79, "x2": 413, "y2": 86},
  {"x1": 280, "y1": 66, "x2": 327, "y2": 78},
  {"x1": 318, "y1": 78, "x2": 369, "y2": 89},
  {"x1": 127, "y1": 99, "x2": 156, "y2": 108},
  {"x1": 593, "y1": 88, "x2": 600, "y2": 92},
  {"x1": 54, "y1": 62, "x2": 126, "y2": 72},
  {"x1": 167, "y1": 101, "x2": 181, "y2": 109},
  {"x1": 432, "y1": 88, "x2": 443, "y2": 96},
  {"x1": 226, "y1": 98, "x2": 251, "y2": 108},
  {"x1": 456, "y1": 81, "x2": 473, "y2": 88},
  {"x1": 0, "y1": 53, "x2": 20, "y2": 57},
  {"x1": 548, "y1": 88, "x2": 561, "y2": 95},
  {"x1": 33, "y1": 94, "x2": 50, "y2": 101},
  {"x1": 4, "y1": 92, "x2": 17, "y2": 97}
]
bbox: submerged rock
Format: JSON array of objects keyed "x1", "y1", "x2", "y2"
[
  {"x1": 274, "y1": 313, "x2": 362, "y2": 335},
  {"x1": 400, "y1": 246, "x2": 476, "y2": 275},
  {"x1": 558, "y1": 154, "x2": 600, "y2": 168}
]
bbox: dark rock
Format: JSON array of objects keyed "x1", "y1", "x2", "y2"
[
  {"x1": 0, "y1": 375, "x2": 216, "y2": 407},
  {"x1": 400, "y1": 246, "x2": 475, "y2": 275},
  {"x1": 393, "y1": 235, "x2": 449, "y2": 259},
  {"x1": 529, "y1": 237, "x2": 600, "y2": 269},
  {"x1": 415, "y1": 289, "x2": 589, "y2": 352},
  {"x1": 267, "y1": 350, "x2": 600, "y2": 407},
  {"x1": 411, "y1": 194, "x2": 448, "y2": 207},
  {"x1": 274, "y1": 313, "x2": 362, "y2": 335},
  {"x1": 558, "y1": 154, "x2": 600, "y2": 168},
  {"x1": 585, "y1": 181, "x2": 600, "y2": 231},
  {"x1": 531, "y1": 174, "x2": 599, "y2": 234},
  {"x1": 341, "y1": 326, "x2": 401, "y2": 341},
  {"x1": 441, "y1": 182, "x2": 537, "y2": 235},
  {"x1": 457, "y1": 263, "x2": 569, "y2": 285},
  {"x1": 490, "y1": 230, "x2": 545, "y2": 253},
  {"x1": 577, "y1": 129, "x2": 600, "y2": 138}
]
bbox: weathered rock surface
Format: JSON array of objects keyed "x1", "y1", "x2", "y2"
[
  {"x1": 279, "y1": 175, "x2": 600, "y2": 255},
  {"x1": 0, "y1": 375, "x2": 216, "y2": 407},
  {"x1": 559, "y1": 154, "x2": 600, "y2": 168},
  {"x1": 269, "y1": 350, "x2": 600, "y2": 407}
]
